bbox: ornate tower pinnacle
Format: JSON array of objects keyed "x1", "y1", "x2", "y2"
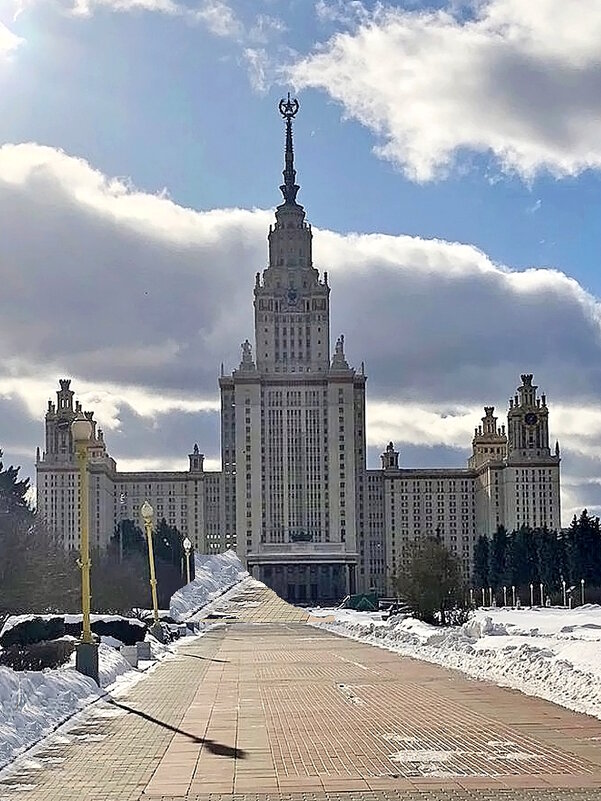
[{"x1": 279, "y1": 93, "x2": 301, "y2": 205}]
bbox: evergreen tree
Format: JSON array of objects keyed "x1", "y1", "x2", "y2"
[
  {"x1": 567, "y1": 510, "x2": 601, "y2": 586},
  {"x1": 488, "y1": 525, "x2": 508, "y2": 589},
  {"x1": 507, "y1": 526, "x2": 531, "y2": 588},
  {"x1": 91, "y1": 546, "x2": 149, "y2": 613},
  {"x1": 0, "y1": 450, "x2": 31, "y2": 518},
  {"x1": 153, "y1": 518, "x2": 186, "y2": 607},
  {"x1": 535, "y1": 527, "x2": 561, "y2": 590},
  {"x1": 473, "y1": 535, "x2": 489, "y2": 589},
  {"x1": 112, "y1": 518, "x2": 146, "y2": 559}
]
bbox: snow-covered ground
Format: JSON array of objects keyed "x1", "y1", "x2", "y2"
[
  {"x1": 311, "y1": 604, "x2": 601, "y2": 720},
  {"x1": 169, "y1": 549, "x2": 248, "y2": 621},
  {"x1": 0, "y1": 640, "x2": 154, "y2": 771},
  {"x1": 0, "y1": 549, "x2": 249, "y2": 771}
]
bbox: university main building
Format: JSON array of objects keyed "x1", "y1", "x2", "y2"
[{"x1": 36, "y1": 98, "x2": 561, "y2": 602}]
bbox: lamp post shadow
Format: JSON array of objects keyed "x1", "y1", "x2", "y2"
[{"x1": 107, "y1": 699, "x2": 247, "y2": 759}]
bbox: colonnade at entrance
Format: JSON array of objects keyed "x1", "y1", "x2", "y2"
[{"x1": 254, "y1": 563, "x2": 356, "y2": 605}]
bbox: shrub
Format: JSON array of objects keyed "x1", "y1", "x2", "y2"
[
  {"x1": 443, "y1": 607, "x2": 473, "y2": 627},
  {"x1": 396, "y1": 536, "x2": 467, "y2": 626},
  {"x1": 0, "y1": 638, "x2": 75, "y2": 670},
  {"x1": 0, "y1": 616, "x2": 66, "y2": 648},
  {"x1": 64, "y1": 617, "x2": 146, "y2": 645},
  {"x1": 92, "y1": 618, "x2": 146, "y2": 645}
]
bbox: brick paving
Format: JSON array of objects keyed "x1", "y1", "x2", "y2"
[{"x1": 3, "y1": 581, "x2": 601, "y2": 801}]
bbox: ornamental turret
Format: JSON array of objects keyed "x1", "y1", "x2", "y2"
[
  {"x1": 468, "y1": 406, "x2": 507, "y2": 468},
  {"x1": 507, "y1": 374, "x2": 552, "y2": 461}
]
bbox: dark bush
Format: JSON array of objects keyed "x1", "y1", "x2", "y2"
[
  {"x1": 0, "y1": 638, "x2": 75, "y2": 670},
  {"x1": 0, "y1": 616, "x2": 66, "y2": 648},
  {"x1": 64, "y1": 617, "x2": 146, "y2": 645},
  {"x1": 444, "y1": 607, "x2": 473, "y2": 626},
  {"x1": 93, "y1": 618, "x2": 146, "y2": 645}
]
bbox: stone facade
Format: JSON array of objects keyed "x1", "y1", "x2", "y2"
[
  {"x1": 35, "y1": 100, "x2": 561, "y2": 602},
  {"x1": 364, "y1": 378, "x2": 561, "y2": 595}
]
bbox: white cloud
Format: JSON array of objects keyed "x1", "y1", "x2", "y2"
[
  {"x1": 0, "y1": 22, "x2": 24, "y2": 57},
  {"x1": 11, "y1": 0, "x2": 285, "y2": 48},
  {"x1": 2, "y1": 143, "x2": 601, "y2": 522},
  {"x1": 291, "y1": 0, "x2": 601, "y2": 181},
  {"x1": 69, "y1": 0, "x2": 179, "y2": 15},
  {"x1": 315, "y1": 0, "x2": 369, "y2": 26},
  {"x1": 0, "y1": 372, "x2": 219, "y2": 430},
  {"x1": 193, "y1": 0, "x2": 243, "y2": 39},
  {"x1": 243, "y1": 47, "x2": 271, "y2": 93},
  {"x1": 247, "y1": 13, "x2": 287, "y2": 44}
]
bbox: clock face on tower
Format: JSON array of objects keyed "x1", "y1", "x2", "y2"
[
  {"x1": 524, "y1": 412, "x2": 538, "y2": 426},
  {"x1": 287, "y1": 288, "x2": 298, "y2": 306}
]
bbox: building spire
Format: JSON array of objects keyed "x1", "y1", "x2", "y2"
[{"x1": 278, "y1": 93, "x2": 300, "y2": 205}]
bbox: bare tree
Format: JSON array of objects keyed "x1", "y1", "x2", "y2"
[{"x1": 395, "y1": 535, "x2": 467, "y2": 626}]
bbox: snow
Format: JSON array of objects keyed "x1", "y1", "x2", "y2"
[
  {"x1": 0, "y1": 662, "x2": 96, "y2": 771},
  {"x1": 0, "y1": 550, "x2": 247, "y2": 771},
  {"x1": 311, "y1": 604, "x2": 601, "y2": 720},
  {"x1": 0, "y1": 630, "x2": 201, "y2": 771},
  {"x1": 169, "y1": 549, "x2": 248, "y2": 621}
]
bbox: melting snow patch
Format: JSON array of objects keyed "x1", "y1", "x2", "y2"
[
  {"x1": 71, "y1": 733, "x2": 106, "y2": 742},
  {"x1": 382, "y1": 733, "x2": 419, "y2": 744},
  {"x1": 489, "y1": 751, "x2": 541, "y2": 761},
  {"x1": 390, "y1": 749, "x2": 456, "y2": 763},
  {"x1": 337, "y1": 683, "x2": 365, "y2": 705}
]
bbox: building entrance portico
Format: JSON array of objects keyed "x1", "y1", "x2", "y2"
[
  {"x1": 257, "y1": 564, "x2": 346, "y2": 605},
  {"x1": 248, "y1": 543, "x2": 357, "y2": 605}
]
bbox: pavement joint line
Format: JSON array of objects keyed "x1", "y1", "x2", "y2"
[{"x1": 3, "y1": 584, "x2": 601, "y2": 800}]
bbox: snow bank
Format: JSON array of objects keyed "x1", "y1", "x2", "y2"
[
  {"x1": 0, "y1": 628, "x2": 201, "y2": 771},
  {"x1": 0, "y1": 549, "x2": 242, "y2": 768},
  {"x1": 0, "y1": 665, "x2": 98, "y2": 770},
  {"x1": 312, "y1": 605, "x2": 601, "y2": 720},
  {"x1": 0, "y1": 652, "x2": 107, "y2": 771},
  {"x1": 169, "y1": 549, "x2": 248, "y2": 622}
]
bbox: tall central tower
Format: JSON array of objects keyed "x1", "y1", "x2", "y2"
[
  {"x1": 254, "y1": 94, "x2": 331, "y2": 375},
  {"x1": 219, "y1": 96, "x2": 366, "y2": 603}
]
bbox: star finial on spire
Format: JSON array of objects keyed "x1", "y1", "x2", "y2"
[{"x1": 278, "y1": 92, "x2": 301, "y2": 205}]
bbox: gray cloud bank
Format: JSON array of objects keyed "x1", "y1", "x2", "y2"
[{"x1": 0, "y1": 143, "x2": 600, "y2": 522}]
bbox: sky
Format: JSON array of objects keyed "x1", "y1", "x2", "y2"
[{"x1": 1, "y1": 0, "x2": 601, "y2": 523}]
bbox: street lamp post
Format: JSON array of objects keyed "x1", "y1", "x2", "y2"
[
  {"x1": 182, "y1": 536, "x2": 192, "y2": 584},
  {"x1": 488, "y1": 587, "x2": 493, "y2": 607},
  {"x1": 481, "y1": 587, "x2": 485, "y2": 607},
  {"x1": 71, "y1": 415, "x2": 99, "y2": 685},
  {"x1": 530, "y1": 583, "x2": 534, "y2": 607},
  {"x1": 581, "y1": 578, "x2": 585, "y2": 606},
  {"x1": 562, "y1": 578, "x2": 567, "y2": 607},
  {"x1": 503, "y1": 585, "x2": 507, "y2": 607},
  {"x1": 539, "y1": 582, "x2": 544, "y2": 606},
  {"x1": 512, "y1": 585, "x2": 516, "y2": 607},
  {"x1": 140, "y1": 500, "x2": 163, "y2": 641}
]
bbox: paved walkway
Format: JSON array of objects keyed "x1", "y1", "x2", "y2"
[{"x1": 3, "y1": 581, "x2": 601, "y2": 801}]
